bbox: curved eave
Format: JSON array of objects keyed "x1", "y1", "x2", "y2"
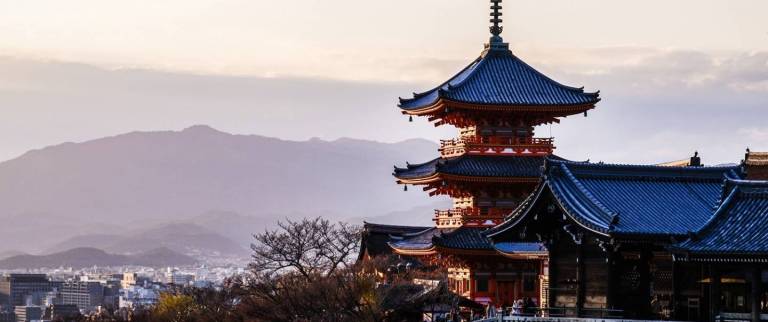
[
  {"x1": 486, "y1": 160, "x2": 613, "y2": 239},
  {"x1": 485, "y1": 182, "x2": 547, "y2": 239},
  {"x1": 401, "y1": 98, "x2": 598, "y2": 117},
  {"x1": 547, "y1": 180, "x2": 612, "y2": 237},
  {"x1": 390, "y1": 246, "x2": 437, "y2": 257},
  {"x1": 395, "y1": 173, "x2": 443, "y2": 185},
  {"x1": 489, "y1": 177, "x2": 612, "y2": 238},
  {"x1": 397, "y1": 173, "x2": 540, "y2": 185},
  {"x1": 494, "y1": 250, "x2": 548, "y2": 260},
  {"x1": 433, "y1": 245, "x2": 497, "y2": 256},
  {"x1": 671, "y1": 183, "x2": 764, "y2": 256},
  {"x1": 673, "y1": 252, "x2": 768, "y2": 263}
]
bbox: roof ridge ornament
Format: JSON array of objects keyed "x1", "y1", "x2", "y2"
[
  {"x1": 486, "y1": 0, "x2": 510, "y2": 51},
  {"x1": 490, "y1": 0, "x2": 503, "y2": 40}
]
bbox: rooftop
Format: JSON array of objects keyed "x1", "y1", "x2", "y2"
[
  {"x1": 388, "y1": 226, "x2": 496, "y2": 255},
  {"x1": 394, "y1": 155, "x2": 555, "y2": 183},
  {"x1": 358, "y1": 223, "x2": 432, "y2": 260},
  {"x1": 398, "y1": 0, "x2": 599, "y2": 115},
  {"x1": 388, "y1": 227, "x2": 446, "y2": 255},
  {"x1": 494, "y1": 242, "x2": 548, "y2": 259},
  {"x1": 398, "y1": 47, "x2": 600, "y2": 112},
  {"x1": 746, "y1": 151, "x2": 768, "y2": 166},
  {"x1": 488, "y1": 158, "x2": 744, "y2": 238},
  {"x1": 672, "y1": 180, "x2": 768, "y2": 260},
  {"x1": 433, "y1": 227, "x2": 494, "y2": 252}
]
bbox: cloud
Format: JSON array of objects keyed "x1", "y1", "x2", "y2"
[
  {"x1": 530, "y1": 48, "x2": 768, "y2": 94},
  {"x1": 0, "y1": 56, "x2": 458, "y2": 162},
  {"x1": 537, "y1": 49, "x2": 768, "y2": 165},
  {"x1": 739, "y1": 127, "x2": 768, "y2": 143},
  {"x1": 0, "y1": 48, "x2": 766, "y2": 165},
  {"x1": 341, "y1": 46, "x2": 768, "y2": 95}
]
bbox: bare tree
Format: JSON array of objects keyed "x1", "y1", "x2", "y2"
[
  {"x1": 250, "y1": 217, "x2": 361, "y2": 279},
  {"x1": 233, "y1": 268, "x2": 384, "y2": 322}
]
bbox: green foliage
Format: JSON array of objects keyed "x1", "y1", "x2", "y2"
[{"x1": 153, "y1": 293, "x2": 199, "y2": 322}]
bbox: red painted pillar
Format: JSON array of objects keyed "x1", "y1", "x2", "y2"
[{"x1": 469, "y1": 273, "x2": 476, "y2": 301}]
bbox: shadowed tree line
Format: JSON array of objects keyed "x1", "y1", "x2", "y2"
[{"x1": 77, "y1": 217, "x2": 453, "y2": 322}]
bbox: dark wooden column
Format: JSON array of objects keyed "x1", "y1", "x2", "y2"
[
  {"x1": 490, "y1": 272, "x2": 498, "y2": 305},
  {"x1": 548, "y1": 246, "x2": 558, "y2": 312},
  {"x1": 672, "y1": 260, "x2": 681, "y2": 321},
  {"x1": 710, "y1": 265, "x2": 721, "y2": 322},
  {"x1": 751, "y1": 265, "x2": 762, "y2": 322},
  {"x1": 576, "y1": 242, "x2": 585, "y2": 317},
  {"x1": 638, "y1": 249, "x2": 652, "y2": 319},
  {"x1": 606, "y1": 251, "x2": 616, "y2": 310}
]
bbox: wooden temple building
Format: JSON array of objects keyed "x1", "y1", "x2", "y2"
[
  {"x1": 358, "y1": 1, "x2": 768, "y2": 321},
  {"x1": 486, "y1": 154, "x2": 768, "y2": 321}
]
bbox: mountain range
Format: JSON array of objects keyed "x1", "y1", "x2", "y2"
[
  {"x1": 0, "y1": 247, "x2": 196, "y2": 269},
  {"x1": 0, "y1": 125, "x2": 440, "y2": 256},
  {"x1": 45, "y1": 222, "x2": 250, "y2": 257}
]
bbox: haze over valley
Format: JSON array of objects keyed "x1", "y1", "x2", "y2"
[{"x1": 0, "y1": 125, "x2": 445, "y2": 263}]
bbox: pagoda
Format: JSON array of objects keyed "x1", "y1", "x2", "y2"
[{"x1": 388, "y1": 0, "x2": 600, "y2": 307}]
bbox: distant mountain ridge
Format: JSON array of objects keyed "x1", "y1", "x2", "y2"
[
  {"x1": 45, "y1": 222, "x2": 249, "y2": 257},
  {"x1": 0, "y1": 247, "x2": 196, "y2": 269},
  {"x1": 0, "y1": 126, "x2": 438, "y2": 254}
]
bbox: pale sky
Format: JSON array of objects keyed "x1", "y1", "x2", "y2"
[
  {"x1": 1, "y1": 0, "x2": 767, "y2": 80},
  {"x1": 0, "y1": 0, "x2": 767, "y2": 164}
]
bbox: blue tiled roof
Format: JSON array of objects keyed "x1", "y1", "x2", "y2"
[
  {"x1": 394, "y1": 155, "x2": 552, "y2": 180},
  {"x1": 494, "y1": 242, "x2": 548, "y2": 255},
  {"x1": 549, "y1": 159, "x2": 743, "y2": 236},
  {"x1": 673, "y1": 180, "x2": 768, "y2": 256},
  {"x1": 398, "y1": 46, "x2": 600, "y2": 110},
  {"x1": 490, "y1": 158, "x2": 744, "y2": 238},
  {"x1": 388, "y1": 228, "x2": 446, "y2": 251},
  {"x1": 363, "y1": 222, "x2": 432, "y2": 235},
  {"x1": 433, "y1": 227, "x2": 494, "y2": 250},
  {"x1": 359, "y1": 223, "x2": 432, "y2": 260},
  {"x1": 389, "y1": 227, "x2": 495, "y2": 252}
]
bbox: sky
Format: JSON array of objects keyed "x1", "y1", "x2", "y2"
[{"x1": 0, "y1": 0, "x2": 767, "y2": 164}]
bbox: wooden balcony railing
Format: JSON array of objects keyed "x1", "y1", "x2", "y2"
[
  {"x1": 433, "y1": 208, "x2": 509, "y2": 228},
  {"x1": 439, "y1": 137, "x2": 554, "y2": 157}
]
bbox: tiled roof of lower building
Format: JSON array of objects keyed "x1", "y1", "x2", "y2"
[
  {"x1": 494, "y1": 242, "x2": 548, "y2": 257},
  {"x1": 388, "y1": 226, "x2": 496, "y2": 253},
  {"x1": 362, "y1": 222, "x2": 431, "y2": 235},
  {"x1": 672, "y1": 180, "x2": 768, "y2": 258},
  {"x1": 358, "y1": 223, "x2": 432, "y2": 260},
  {"x1": 488, "y1": 158, "x2": 744, "y2": 238},
  {"x1": 432, "y1": 227, "x2": 494, "y2": 251},
  {"x1": 388, "y1": 227, "x2": 447, "y2": 252}
]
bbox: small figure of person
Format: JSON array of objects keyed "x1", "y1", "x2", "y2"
[
  {"x1": 524, "y1": 297, "x2": 536, "y2": 315},
  {"x1": 512, "y1": 299, "x2": 523, "y2": 315}
]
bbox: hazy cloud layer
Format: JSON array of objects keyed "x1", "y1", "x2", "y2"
[
  {"x1": 1, "y1": 47, "x2": 766, "y2": 164},
  {"x1": 543, "y1": 49, "x2": 768, "y2": 164},
  {"x1": 2, "y1": 0, "x2": 766, "y2": 79}
]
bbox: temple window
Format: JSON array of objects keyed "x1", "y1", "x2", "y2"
[{"x1": 476, "y1": 277, "x2": 489, "y2": 293}]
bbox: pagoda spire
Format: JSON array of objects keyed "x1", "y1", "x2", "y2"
[{"x1": 489, "y1": 0, "x2": 504, "y2": 43}]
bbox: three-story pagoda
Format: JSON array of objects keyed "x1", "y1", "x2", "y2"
[{"x1": 388, "y1": 0, "x2": 600, "y2": 307}]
